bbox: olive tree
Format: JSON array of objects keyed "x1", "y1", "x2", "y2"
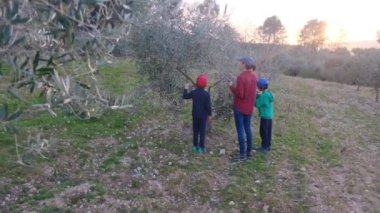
[
  {"x1": 351, "y1": 48, "x2": 380, "y2": 102},
  {"x1": 1, "y1": 0, "x2": 134, "y2": 118},
  {"x1": 129, "y1": 0, "x2": 242, "y2": 119},
  {"x1": 0, "y1": 0, "x2": 133, "y2": 164}
]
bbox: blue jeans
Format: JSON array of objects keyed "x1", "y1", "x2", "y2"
[{"x1": 233, "y1": 108, "x2": 253, "y2": 156}]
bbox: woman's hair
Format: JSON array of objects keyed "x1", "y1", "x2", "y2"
[{"x1": 245, "y1": 64, "x2": 256, "y2": 70}]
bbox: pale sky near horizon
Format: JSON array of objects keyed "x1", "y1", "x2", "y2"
[{"x1": 186, "y1": 0, "x2": 380, "y2": 44}]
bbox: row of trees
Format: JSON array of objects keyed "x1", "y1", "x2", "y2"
[
  {"x1": 253, "y1": 15, "x2": 327, "y2": 51},
  {"x1": 249, "y1": 16, "x2": 380, "y2": 102},
  {"x1": 261, "y1": 46, "x2": 380, "y2": 102}
]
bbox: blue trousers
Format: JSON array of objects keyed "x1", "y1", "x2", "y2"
[
  {"x1": 233, "y1": 108, "x2": 253, "y2": 156},
  {"x1": 193, "y1": 117, "x2": 207, "y2": 149}
]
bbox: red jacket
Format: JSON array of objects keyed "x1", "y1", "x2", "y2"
[{"x1": 229, "y1": 70, "x2": 258, "y2": 115}]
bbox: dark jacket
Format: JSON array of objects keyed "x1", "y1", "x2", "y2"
[{"x1": 183, "y1": 88, "x2": 212, "y2": 118}]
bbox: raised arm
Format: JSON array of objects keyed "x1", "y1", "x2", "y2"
[
  {"x1": 183, "y1": 89, "x2": 193, "y2": 99},
  {"x1": 230, "y1": 77, "x2": 245, "y2": 99}
]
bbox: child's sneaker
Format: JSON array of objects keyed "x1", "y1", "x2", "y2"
[
  {"x1": 247, "y1": 152, "x2": 253, "y2": 159},
  {"x1": 232, "y1": 154, "x2": 247, "y2": 162},
  {"x1": 256, "y1": 147, "x2": 268, "y2": 153},
  {"x1": 192, "y1": 146, "x2": 198, "y2": 153},
  {"x1": 197, "y1": 147, "x2": 205, "y2": 154}
]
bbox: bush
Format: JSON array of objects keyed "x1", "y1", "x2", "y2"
[{"x1": 285, "y1": 67, "x2": 301, "y2": 77}]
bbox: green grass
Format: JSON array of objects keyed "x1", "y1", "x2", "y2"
[
  {"x1": 101, "y1": 152, "x2": 123, "y2": 171},
  {"x1": 40, "y1": 208, "x2": 73, "y2": 213},
  {"x1": 130, "y1": 208, "x2": 149, "y2": 213},
  {"x1": 220, "y1": 182, "x2": 252, "y2": 209},
  {"x1": 17, "y1": 110, "x2": 127, "y2": 141},
  {"x1": 131, "y1": 180, "x2": 141, "y2": 189},
  {"x1": 0, "y1": 60, "x2": 141, "y2": 178},
  {"x1": 0, "y1": 63, "x2": 12, "y2": 76},
  {"x1": 99, "y1": 60, "x2": 145, "y2": 95},
  {"x1": 1, "y1": 63, "x2": 379, "y2": 212},
  {"x1": 316, "y1": 138, "x2": 340, "y2": 166},
  {"x1": 0, "y1": 183, "x2": 11, "y2": 196},
  {"x1": 91, "y1": 182, "x2": 107, "y2": 196},
  {"x1": 156, "y1": 138, "x2": 185, "y2": 155},
  {"x1": 32, "y1": 190, "x2": 55, "y2": 201},
  {"x1": 190, "y1": 178, "x2": 212, "y2": 202}
]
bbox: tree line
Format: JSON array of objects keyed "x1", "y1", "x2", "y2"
[{"x1": 247, "y1": 15, "x2": 380, "y2": 102}]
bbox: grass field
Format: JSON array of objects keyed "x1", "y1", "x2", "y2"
[{"x1": 0, "y1": 61, "x2": 379, "y2": 212}]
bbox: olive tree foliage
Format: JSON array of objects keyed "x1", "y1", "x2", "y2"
[
  {"x1": 319, "y1": 49, "x2": 346, "y2": 79},
  {"x1": 319, "y1": 48, "x2": 380, "y2": 102},
  {"x1": 276, "y1": 45, "x2": 380, "y2": 102},
  {"x1": 351, "y1": 49, "x2": 380, "y2": 102},
  {"x1": 276, "y1": 46, "x2": 322, "y2": 79},
  {"x1": 0, "y1": 0, "x2": 133, "y2": 165},
  {"x1": 343, "y1": 55, "x2": 368, "y2": 91},
  {"x1": 0, "y1": 0, "x2": 133, "y2": 120},
  {"x1": 129, "y1": 0, "x2": 242, "y2": 119},
  {"x1": 1, "y1": 0, "x2": 133, "y2": 121}
]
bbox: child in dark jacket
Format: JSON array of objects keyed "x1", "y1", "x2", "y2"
[
  {"x1": 183, "y1": 74, "x2": 212, "y2": 153},
  {"x1": 255, "y1": 78, "x2": 274, "y2": 153}
]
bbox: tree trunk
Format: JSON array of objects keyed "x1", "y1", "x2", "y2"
[
  {"x1": 267, "y1": 34, "x2": 271, "y2": 45},
  {"x1": 376, "y1": 87, "x2": 379, "y2": 102}
]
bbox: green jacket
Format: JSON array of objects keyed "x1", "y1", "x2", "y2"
[{"x1": 255, "y1": 90, "x2": 274, "y2": 119}]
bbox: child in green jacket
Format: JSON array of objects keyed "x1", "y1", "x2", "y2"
[{"x1": 255, "y1": 78, "x2": 274, "y2": 152}]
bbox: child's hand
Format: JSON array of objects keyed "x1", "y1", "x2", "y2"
[
  {"x1": 184, "y1": 83, "x2": 190, "y2": 90},
  {"x1": 208, "y1": 116, "x2": 212, "y2": 123},
  {"x1": 229, "y1": 77, "x2": 236, "y2": 87}
]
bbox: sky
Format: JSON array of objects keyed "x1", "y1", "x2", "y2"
[{"x1": 186, "y1": 0, "x2": 380, "y2": 44}]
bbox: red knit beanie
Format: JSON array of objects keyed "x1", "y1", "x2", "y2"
[{"x1": 196, "y1": 74, "x2": 208, "y2": 88}]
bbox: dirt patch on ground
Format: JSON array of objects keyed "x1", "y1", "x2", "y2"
[{"x1": 90, "y1": 137, "x2": 119, "y2": 148}]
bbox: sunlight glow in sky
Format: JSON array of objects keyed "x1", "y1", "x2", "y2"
[{"x1": 186, "y1": 0, "x2": 380, "y2": 44}]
